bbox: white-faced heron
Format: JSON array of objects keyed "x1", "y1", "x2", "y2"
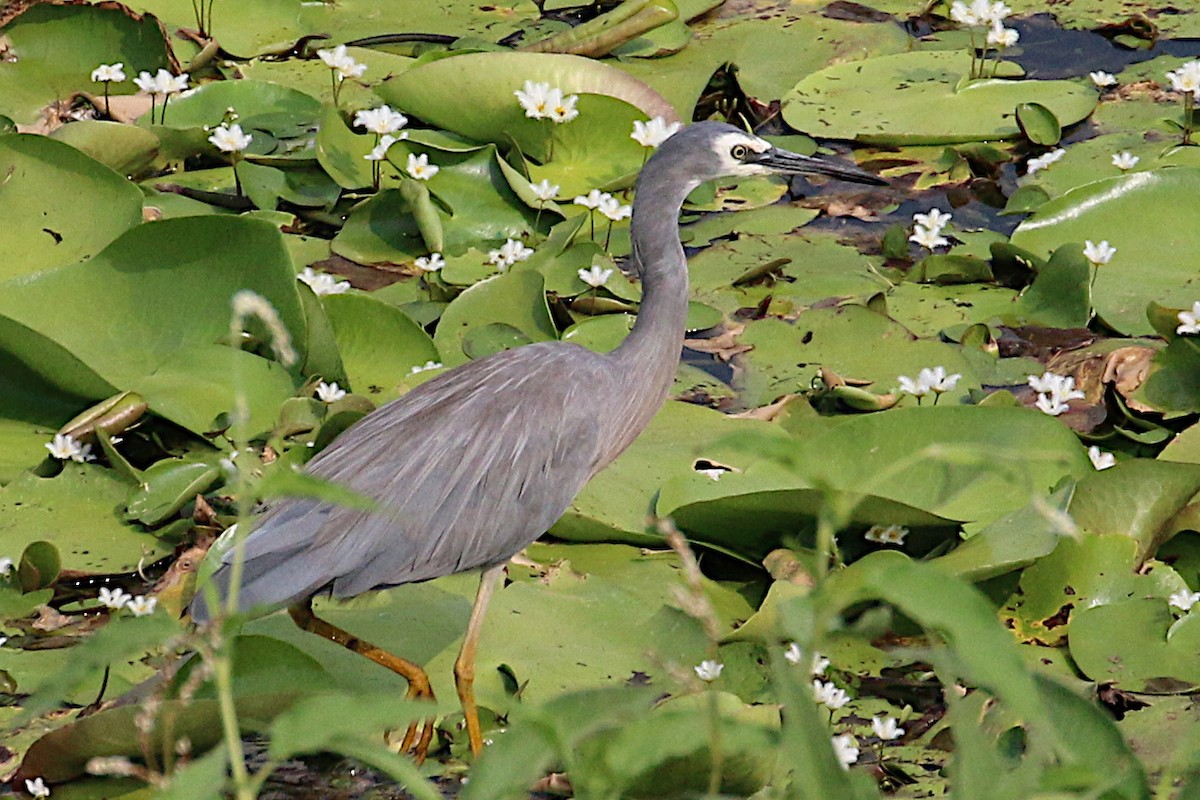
[{"x1": 189, "y1": 121, "x2": 884, "y2": 759}]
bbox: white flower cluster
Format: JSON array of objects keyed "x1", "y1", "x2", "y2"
[
  {"x1": 1028, "y1": 371, "x2": 1085, "y2": 416},
  {"x1": 415, "y1": 253, "x2": 444, "y2": 272},
  {"x1": 897, "y1": 365, "x2": 961, "y2": 399},
  {"x1": 488, "y1": 238, "x2": 534, "y2": 269},
  {"x1": 908, "y1": 207, "x2": 952, "y2": 251},
  {"x1": 573, "y1": 189, "x2": 631, "y2": 222},
  {"x1": 133, "y1": 68, "x2": 188, "y2": 97},
  {"x1": 1170, "y1": 588, "x2": 1200, "y2": 611},
  {"x1": 98, "y1": 586, "x2": 158, "y2": 616},
  {"x1": 317, "y1": 45, "x2": 367, "y2": 80},
  {"x1": 405, "y1": 153, "x2": 439, "y2": 180},
  {"x1": 865, "y1": 524, "x2": 909, "y2": 546},
  {"x1": 1087, "y1": 446, "x2": 1115, "y2": 470},
  {"x1": 578, "y1": 265, "x2": 613, "y2": 288},
  {"x1": 950, "y1": 0, "x2": 1017, "y2": 49},
  {"x1": 354, "y1": 105, "x2": 408, "y2": 136},
  {"x1": 1166, "y1": 60, "x2": 1200, "y2": 99},
  {"x1": 630, "y1": 116, "x2": 682, "y2": 148},
  {"x1": 410, "y1": 360, "x2": 444, "y2": 375},
  {"x1": 315, "y1": 381, "x2": 346, "y2": 402},
  {"x1": 514, "y1": 80, "x2": 579, "y2": 123},
  {"x1": 784, "y1": 643, "x2": 830, "y2": 675},
  {"x1": 813, "y1": 679, "x2": 850, "y2": 710},
  {"x1": 1176, "y1": 301, "x2": 1200, "y2": 334},
  {"x1": 694, "y1": 659, "x2": 723, "y2": 682},
  {"x1": 298, "y1": 267, "x2": 350, "y2": 296},
  {"x1": 45, "y1": 432, "x2": 94, "y2": 463},
  {"x1": 1026, "y1": 147, "x2": 1065, "y2": 175},
  {"x1": 1090, "y1": 70, "x2": 1117, "y2": 88},
  {"x1": 1083, "y1": 240, "x2": 1115, "y2": 267},
  {"x1": 530, "y1": 178, "x2": 559, "y2": 203},
  {"x1": 1111, "y1": 151, "x2": 1139, "y2": 170},
  {"x1": 208, "y1": 122, "x2": 252, "y2": 153}
]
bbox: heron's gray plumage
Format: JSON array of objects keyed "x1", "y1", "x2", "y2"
[{"x1": 190, "y1": 121, "x2": 883, "y2": 623}]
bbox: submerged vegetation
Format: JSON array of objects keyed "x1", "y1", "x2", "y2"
[{"x1": 2, "y1": 0, "x2": 1200, "y2": 797}]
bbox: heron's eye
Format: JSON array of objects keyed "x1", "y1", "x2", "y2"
[{"x1": 730, "y1": 144, "x2": 749, "y2": 160}]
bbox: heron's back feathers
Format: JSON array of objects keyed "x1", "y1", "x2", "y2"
[{"x1": 191, "y1": 342, "x2": 611, "y2": 621}]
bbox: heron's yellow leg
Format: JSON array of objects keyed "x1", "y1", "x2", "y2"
[
  {"x1": 455, "y1": 563, "x2": 505, "y2": 757},
  {"x1": 288, "y1": 599, "x2": 435, "y2": 760}
]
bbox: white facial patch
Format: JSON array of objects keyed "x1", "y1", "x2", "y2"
[{"x1": 710, "y1": 131, "x2": 773, "y2": 175}]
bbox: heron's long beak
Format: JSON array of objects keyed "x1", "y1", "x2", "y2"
[{"x1": 754, "y1": 147, "x2": 887, "y2": 186}]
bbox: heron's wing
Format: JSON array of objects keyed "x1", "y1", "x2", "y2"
[{"x1": 193, "y1": 342, "x2": 611, "y2": 618}]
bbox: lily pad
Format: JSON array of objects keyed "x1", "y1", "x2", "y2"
[
  {"x1": 0, "y1": 135, "x2": 144, "y2": 279},
  {"x1": 432, "y1": 270, "x2": 558, "y2": 367},
  {"x1": 321, "y1": 293, "x2": 439, "y2": 400},
  {"x1": 1010, "y1": 168, "x2": 1200, "y2": 336},
  {"x1": 0, "y1": 3, "x2": 173, "y2": 124},
  {"x1": 781, "y1": 51, "x2": 1097, "y2": 144}
]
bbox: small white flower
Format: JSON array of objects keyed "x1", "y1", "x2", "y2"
[
  {"x1": 573, "y1": 189, "x2": 609, "y2": 211},
  {"x1": 578, "y1": 265, "x2": 614, "y2": 288},
  {"x1": 1169, "y1": 588, "x2": 1200, "y2": 611},
  {"x1": 812, "y1": 679, "x2": 850, "y2": 710},
  {"x1": 918, "y1": 365, "x2": 961, "y2": 394},
  {"x1": 208, "y1": 122, "x2": 252, "y2": 153},
  {"x1": 1111, "y1": 151, "x2": 1139, "y2": 170},
  {"x1": 1028, "y1": 371, "x2": 1067, "y2": 394},
  {"x1": 1176, "y1": 301, "x2": 1200, "y2": 334},
  {"x1": 1087, "y1": 446, "x2": 1116, "y2": 470},
  {"x1": 897, "y1": 374, "x2": 930, "y2": 397},
  {"x1": 909, "y1": 224, "x2": 949, "y2": 250},
  {"x1": 913, "y1": 208, "x2": 951, "y2": 233},
  {"x1": 631, "y1": 116, "x2": 682, "y2": 148},
  {"x1": 298, "y1": 267, "x2": 351, "y2": 296},
  {"x1": 135, "y1": 69, "x2": 187, "y2": 96},
  {"x1": 949, "y1": 0, "x2": 981, "y2": 25},
  {"x1": 91, "y1": 63, "x2": 126, "y2": 82},
  {"x1": 987, "y1": 22, "x2": 1019, "y2": 48},
  {"x1": 832, "y1": 734, "x2": 859, "y2": 770},
  {"x1": 405, "y1": 153, "x2": 439, "y2": 180},
  {"x1": 865, "y1": 524, "x2": 909, "y2": 545},
  {"x1": 98, "y1": 586, "x2": 132, "y2": 610},
  {"x1": 317, "y1": 45, "x2": 367, "y2": 79},
  {"x1": 984, "y1": 0, "x2": 1011, "y2": 22},
  {"x1": 514, "y1": 80, "x2": 553, "y2": 119},
  {"x1": 872, "y1": 716, "x2": 905, "y2": 740},
  {"x1": 1035, "y1": 393, "x2": 1071, "y2": 416},
  {"x1": 1083, "y1": 240, "x2": 1116, "y2": 267},
  {"x1": 354, "y1": 105, "x2": 408, "y2": 135},
  {"x1": 25, "y1": 777, "x2": 51, "y2": 798},
  {"x1": 1090, "y1": 71, "x2": 1118, "y2": 88},
  {"x1": 488, "y1": 238, "x2": 534, "y2": 269},
  {"x1": 1026, "y1": 147, "x2": 1066, "y2": 175},
  {"x1": 363, "y1": 134, "x2": 400, "y2": 161},
  {"x1": 0, "y1": 637, "x2": 7, "y2": 647},
  {"x1": 785, "y1": 644, "x2": 830, "y2": 674},
  {"x1": 698, "y1": 468, "x2": 724, "y2": 481},
  {"x1": 45, "y1": 433, "x2": 93, "y2": 463},
  {"x1": 1166, "y1": 60, "x2": 1200, "y2": 98},
  {"x1": 315, "y1": 381, "x2": 346, "y2": 402},
  {"x1": 0, "y1": 557, "x2": 12, "y2": 576},
  {"x1": 548, "y1": 88, "x2": 579, "y2": 123},
  {"x1": 694, "y1": 659, "x2": 724, "y2": 682},
  {"x1": 415, "y1": 253, "x2": 444, "y2": 272},
  {"x1": 126, "y1": 595, "x2": 157, "y2": 617},
  {"x1": 530, "y1": 178, "x2": 559, "y2": 202},
  {"x1": 410, "y1": 360, "x2": 444, "y2": 374},
  {"x1": 598, "y1": 195, "x2": 632, "y2": 222}
]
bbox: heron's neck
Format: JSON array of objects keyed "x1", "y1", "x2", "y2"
[{"x1": 603, "y1": 167, "x2": 697, "y2": 458}]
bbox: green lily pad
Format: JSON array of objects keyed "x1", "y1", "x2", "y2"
[
  {"x1": 321, "y1": 293, "x2": 439, "y2": 400},
  {"x1": 0, "y1": 465, "x2": 169, "y2": 573},
  {"x1": 50, "y1": 121, "x2": 161, "y2": 180},
  {"x1": 1011, "y1": 168, "x2": 1200, "y2": 336},
  {"x1": 161, "y1": 80, "x2": 321, "y2": 138},
  {"x1": 0, "y1": 216, "x2": 307, "y2": 438},
  {"x1": 1070, "y1": 599, "x2": 1200, "y2": 691},
  {"x1": 781, "y1": 51, "x2": 1097, "y2": 145},
  {"x1": 377, "y1": 51, "x2": 673, "y2": 195},
  {"x1": 432, "y1": 270, "x2": 558, "y2": 367},
  {"x1": 0, "y1": 134, "x2": 144, "y2": 279},
  {"x1": 124, "y1": 458, "x2": 222, "y2": 527},
  {"x1": 0, "y1": 3, "x2": 172, "y2": 124}
]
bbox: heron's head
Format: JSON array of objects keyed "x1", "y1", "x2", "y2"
[{"x1": 656, "y1": 121, "x2": 885, "y2": 186}]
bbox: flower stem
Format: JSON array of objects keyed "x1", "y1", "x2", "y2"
[
  {"x1": 150, "y1": 96, "x2": 157, "y2": 125},
  {"x1": 161, "y1": 95, "x2": 170, "y2": 125},
  {"x1": 1184, "y1": 93, "x2": 1195, "y2": 145},
  {"x1": 103, "y1": 85, "x2": 110, "y2": 118},
  {"x1": 232, "y1": 157, "x2": 243, "y2": 197},
  {"x1": 544, "y1": 119, "x2": 554, "y2": 162},
  {"x1": 604, "y1": 219, "x2": 613, "y2": 251}
]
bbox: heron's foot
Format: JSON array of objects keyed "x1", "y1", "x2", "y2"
[{"x1": 386, "y1": 716, "x2": 435, "y2": 762}]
